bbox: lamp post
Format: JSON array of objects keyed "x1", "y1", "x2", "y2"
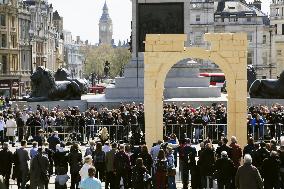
[{"x1": 29, "y1": 29, "x2": 34, "y2": 75}]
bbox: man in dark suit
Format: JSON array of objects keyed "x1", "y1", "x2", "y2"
[
  {"x1": 0, "y1": 142, "x2": 13, "y2": 188},
  {"x1": 16, "y1": 140, "x2": 30, "y2": 189}
]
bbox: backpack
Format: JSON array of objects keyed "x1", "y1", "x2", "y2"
[{"x1": 156, "y1": 159, "x2": 167, "y2": 172}]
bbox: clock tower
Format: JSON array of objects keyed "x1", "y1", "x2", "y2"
[{"x1": 99, "y1": 1, "x2": 113, "y2": 45}]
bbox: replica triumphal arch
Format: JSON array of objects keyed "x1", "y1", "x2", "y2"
[{"x1": 144, "y1": 33, "x2": 248, "y2": 147}]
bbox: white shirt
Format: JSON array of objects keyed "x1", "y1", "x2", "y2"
[
  {"x1": 0, "y1": 119, "x2": 5, "y2": 131},
  {"x1": 79, "y1": 163, "x2": 92, "y2": 181},
  {"x1": 150, "y1": 144, "x2": 161, "y2": 161}
]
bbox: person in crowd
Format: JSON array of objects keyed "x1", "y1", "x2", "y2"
[
  {"x1": 80, "y1": 155, "x2": 93, "y2": 181},
  {"x1": 216, "y1": 137, "x2": 232, "y2": 159},
  {"x1": 0, "y1": 142, "x2": 13, "y2": 188},
  {"x1": 47, "y1": 131, "x2": 61, "y2": 152},
  {"x1": 102, "y1": 141, "x2": 111, "y2": 153},
  {"x1": 16, "y1": 112, "x2": 25, "y2": 142},
  {"x1": 114, "y1": 144, "x2": 131, "y2": 188},
  {"x1": 198, "y1": 142, "x2": 215, "y2": 189},
  {"x1": 243, "y1": 137, "x2": 255, "y2": 157},
  {"x1": 79, "y1": 167, "x2": 102, "y2": 189},
  {"x1": 178, "y1": 138, "x2": 197, "y2": 189},
  {"x1": 30, "y1": 141, "x2": 38, "y2": 159},
  {"x1": 138, "y1": 145, "x2": 153, "y2": 176},
  {"x1": 150, "y1": 140, "x2": 163, "y2": 162},
  {"x1": 279, "y1": 137, "x2": 284, "y2": 189},
  {"x1": 55, "y1": 166, "x2": 70, "y2": 189},
  {"x1": 15, "y1": 140, "x2": 30, "y2": 189},
  {"x1": 105, "y1": 142, "x2": 117, "y2": 189},
  {"x1": 235, "y1": 154, "x2": 263, "y2": 189},
  {"x1": 254, "y1": 141, "x2": 270, "y2": 177},
  {"x1": 269, "y1": 139, "x2": 277, "y2": 151},
  {"x1": 154, "y1": 149, "x2": 168, "y2": 189},
  {"x1": 68, "y1": 143, "x2": 82, "y2": 189},
  {"x1": 131, "y1": 158, "x2": 149, "y2": 189},
  {"x1": 229, "y1": 136, "x2": 242, "y2": 188},
  {"x1": 262, "y1": 151, "x2": 281, "y2": 189},
  {"x1": 0, "y1": 115, "x2": 5, "y2": 146},
  {"x1": 33, "y1": 129, "x2": 45, "y2": 147},
  {"x1": 30, "y1": 147, "x2": 50, "y2": 189},
  {"x1": 166, "y1": 146, "x2": 176, "y2": 189},
  {"x1": 43, "y1": 142, "x2": 55, "y2": 178},
  {"x1": 5, "y1": 114, "x2": 17, "y2": 147},
  {"x1": 54, "y1": 143, "x2": 69, "y2": 174},
  {"x1": 0, "y1": 175, "x2": 6, "y2": 189},
  {"x1": 92, "y1": 142, "x2": 105, "y2": 181},
  {"x1": 85, "y1": 140, "x2": 95, "y2": 157},
  {"x1": 214, "y1": 151, "x2": 235, "y2": 189}
]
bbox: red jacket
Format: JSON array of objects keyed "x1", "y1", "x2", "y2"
[{"x1": 230, "y1": 142, "x2": 242, "y2": 168}]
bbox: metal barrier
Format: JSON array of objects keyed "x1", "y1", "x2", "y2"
[
  {"x1": 248, "y1": 123, "x2": 284, "y2": 143},
  {"x1": 163, "y1": 123, "x2": 227, "y2": 142}
]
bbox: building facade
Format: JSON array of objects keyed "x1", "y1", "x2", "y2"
[
  {"x1": 24, "y1": 0, "x2": 57, "y2": 72},
  {"x1": 270, "y1": 0, "x2": 284, "y2": 77},
  {"x1": 63, "y1": 30, "x2": 84, "y2": 79},
  {"x1": 0, "y1": 0, "x2": 21, "y2": 97},
  {"x1": 99, "y1": 1, "x2": 113, "y2": 45}
]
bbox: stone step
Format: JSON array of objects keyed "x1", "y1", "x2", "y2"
[
  {"x1": 115, "y1": 77, "x2": 210, "y2": 88},
  {"x1": 105, "y1": 86, "x2": 221, "y2": 99},
  {"x1": 164, "y1": 86, "x2": 221, "y2": 98}
]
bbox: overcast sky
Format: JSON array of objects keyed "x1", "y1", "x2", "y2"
[{"x1": 48, "y1": 0, "x2": 270, "y2": 45}]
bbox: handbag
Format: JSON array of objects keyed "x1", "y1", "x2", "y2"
[{"x1": 36, "y1": 156, "x2": 49, "y2": 184}]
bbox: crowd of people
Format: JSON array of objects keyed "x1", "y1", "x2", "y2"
[
  {"x1": 0, "y1": 134, "x2": 284, "y2": 189},
  {"x1": 1, "y1": 101, "x2": 284, "y2": 147}
]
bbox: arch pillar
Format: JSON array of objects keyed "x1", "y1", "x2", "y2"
[{"x1": 144, "y1": 33, "x2": 248, "y2": 148}]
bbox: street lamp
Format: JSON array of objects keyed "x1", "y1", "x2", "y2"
[{"x1": 29, "y1": 29, "x2": 34, "y2": 75}]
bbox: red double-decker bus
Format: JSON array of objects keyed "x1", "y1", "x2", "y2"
[{"x1": 199, "y1": 73, "x2": 225, "y2": 87}]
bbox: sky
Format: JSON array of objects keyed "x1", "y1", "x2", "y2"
[{"x1": 48, "y1": 0, "x2": 271, "y2": 45}]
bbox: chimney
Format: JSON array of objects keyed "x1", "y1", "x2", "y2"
[{"x1": 252, "y1": 0, "x2": 262, "y2": 10}]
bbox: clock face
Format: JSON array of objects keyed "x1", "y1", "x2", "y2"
[{"x1": 101, "y1": 25, "x2": 106, "y2": 31}]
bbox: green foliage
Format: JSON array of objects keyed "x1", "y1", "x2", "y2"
[{"x1": 81, "y1": 44, "x2": 131, "y2": 78}]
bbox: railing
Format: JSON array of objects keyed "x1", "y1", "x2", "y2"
[
  {"x1": 164, "y1": 123, "x2": 227, "y2": 143},
  {"x1": 2, "y1": 123, "x2": 284, "y2": 145}
]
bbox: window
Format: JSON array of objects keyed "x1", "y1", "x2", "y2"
[
  {"x1": 263, "y1": 35, "x2": 267, "y2": 44},
  {"x1": 247, "y1": 52, "x2": 253, "y2": 65},
  {"x1": 1, "y1": 55, "x2": 7, "y2": 74},
  {"x1": 248, "y1": 33, "x2": 253, "y2": 42},
  {"x1": 276, "y1": 8, "x2": 280, "y2": 16},
  {"x1": 277, "y1": 50, "x2": 282, "y2": 56},
  {"x1": 11, "y1": 16, "x2": 15, "y2": 28},
  {"x1": 275, "y1": 24, "x2": 278, "y2": 34},
  {"x1": 1, "y1": 34, "x2": 6, "y2": 48},
  {"x1": 196, "y1": 15, "x2": 200, "y2": 22},
  {"x1": 11, "y1": 35, "x2": 16, "y2": 48},
  {"x1": 0, "y1": 15, "x2": 5, "y2": 26},
  {"x1": 195, "y1": 35, "x2": 202, "y2": 44},
  {"x1": 247, "y1": 17, "x2": 251, "y2": 22},
  {"x1": 0, "y1": 0, "x2": 6, "y2": 4},
  {"x1": 282, "y1": 24, "x2": 284, "y2": 35}
]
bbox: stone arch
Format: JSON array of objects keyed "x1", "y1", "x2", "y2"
[{"x1": 144, "y1": 33, "x2": 248, "y2": 147}]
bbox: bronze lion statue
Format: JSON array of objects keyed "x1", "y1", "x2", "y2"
[
  {"x1": 249, "y1": 71, "x2": 284, "y2": 99},
  {"x1": 28, "y1": 67, "x2": 82, "y2": 101}
]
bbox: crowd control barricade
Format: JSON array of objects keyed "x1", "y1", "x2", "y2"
[
  {"x1": 85, "y1": 124, "x2": 126, "y2": 142},
  {"x1": 248, "y1": 123, "x2": 284, "y2": 144},
  {"x1": 163, "y1": 123, "x2": 227, "y2": 142}
]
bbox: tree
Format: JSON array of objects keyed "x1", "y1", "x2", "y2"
[{"x1": 81, "y1": 44, "x2": 131, "y2": 79}]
